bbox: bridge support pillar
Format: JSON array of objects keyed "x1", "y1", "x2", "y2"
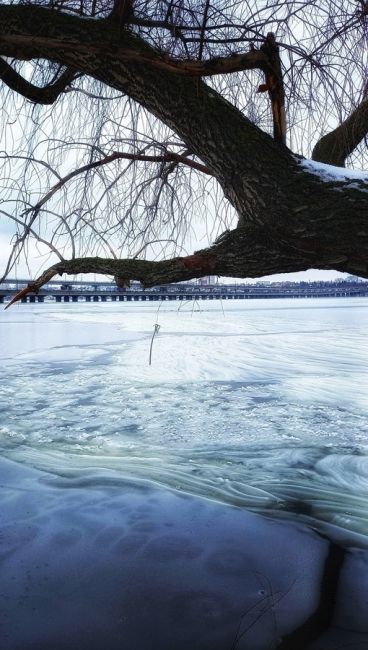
[
  {"x1": 93, "y1": 296, "x2": 99, "y2": 302},
  {"x1": 37, "y1": 296, "x2": 44, "y2": 303}
]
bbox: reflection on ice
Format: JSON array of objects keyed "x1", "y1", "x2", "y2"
[{"x1": 1, "y1": 456, "x2": 368, "y2": 649}]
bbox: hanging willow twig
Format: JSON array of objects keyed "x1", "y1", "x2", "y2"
[{"x1": 149, "y1": 323, "x2": 161, "y2": 366}]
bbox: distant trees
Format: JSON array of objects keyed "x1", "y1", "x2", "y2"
[{"x1": 0, "y1": 0, "x2": 367, "y2": 301}]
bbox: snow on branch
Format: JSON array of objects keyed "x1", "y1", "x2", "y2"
[{"x1": 298, "y1": 157, "x2": 368, "y2": 188}]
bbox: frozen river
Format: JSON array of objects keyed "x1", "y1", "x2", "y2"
[{"x1": 1, "y1": 298, "x2": 368, "y2": 648}]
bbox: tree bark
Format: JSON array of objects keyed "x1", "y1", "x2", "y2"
[
  {"x1": 312, "y1": 98, "x2": 368, "y2": 167},
  {"x1": 0, "y1": 4, "x2": 367, "y2": 284},
  {"x1": 5, "y1": 217, "x2": 368, "y2": 310}
]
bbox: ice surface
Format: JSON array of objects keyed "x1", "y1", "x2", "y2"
[
  {"x1": 1, "y1": 299, "x2": 368, "y2": 535},
  {"x1": 1, "y1": 299, "x2": 368, "y2": 647},
  {"x1": 1, "y1": 456, "x2": 368, "y2": 650}
]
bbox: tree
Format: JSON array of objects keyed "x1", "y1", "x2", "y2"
[{"x1": 0, "y1": 0, "x2": 367, "y2": 304}]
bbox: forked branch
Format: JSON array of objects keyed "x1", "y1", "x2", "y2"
[
  {"x1": 23, "y1": 149, "x2": 211, "y2": 222},
  {"x1": 312, "y1": 96, "x2": 368, "y2": 166},
  {"x1": 0, "y1": 59, "x2": 76, "y2": 104},
  {"x1": 8, "y1": 149, "x2": 210, "y2": 269}
]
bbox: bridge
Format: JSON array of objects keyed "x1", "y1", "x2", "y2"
[{"x1": 1, "y1": 278, "x2": 368, "y2": 304}]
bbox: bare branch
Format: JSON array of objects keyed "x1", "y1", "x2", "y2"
[
  {"x1": 28, "y1": 149, "x2": 211, "y2": 214},
  {"x1": 312, "y1": 97, "x2": 368, "y2": 166},
  {"x1": 0, "y1": 40, "x2": 269, "y2": 79},
  {"x1": 109, "y1": 0, "x2": 133, "y2": 24},
  {"x1": 198, "y1": 0, "x2": 211, "y2": 60},
  {"x1": 259, "y1": 32, "x2": 286, "y2": 144},
  {"x1": 119, "y1": 45, "x2": 268, "y2": 78},
  {"x1": 0, "y1": 59, "x2": 77, "y2": 104},
  {"x1": 0, "y1": 209, "x2": 65, "y2": 262}
]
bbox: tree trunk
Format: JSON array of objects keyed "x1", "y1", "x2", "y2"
[{"x1": 0, "y1": 5, "x2": 367, "y2": 282}]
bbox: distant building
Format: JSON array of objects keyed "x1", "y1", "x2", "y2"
[
  {"x1": 345, "y1": 275, "x2": 363, "y2": 283},
  {"x1": 198, "y1": 275, "x2": 218, "y2": 286}
]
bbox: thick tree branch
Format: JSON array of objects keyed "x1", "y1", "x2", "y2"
[
  {"x1": 0, "y1": 59, "x2": 76, "y2": 104},
  {"x1": 0, "y1": 7, "x2": 269, "y2": 78},
  {"x1": 312, "y1": 96, "x2": 368, "y2": 166},
  {"x1": 6, "y1": 205, "x2": 368, "y2": 309},
  {"x1": 4, "y1": 252, "x2": 218, "y2": 309}
]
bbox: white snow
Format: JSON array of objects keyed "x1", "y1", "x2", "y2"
[{"x1": 298, "y1": 157, "x2": 368, "y2": 185}]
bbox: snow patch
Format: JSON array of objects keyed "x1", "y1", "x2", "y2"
[{"x1": 298, "y1": 157, "x2": 368, "y2": 186}]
